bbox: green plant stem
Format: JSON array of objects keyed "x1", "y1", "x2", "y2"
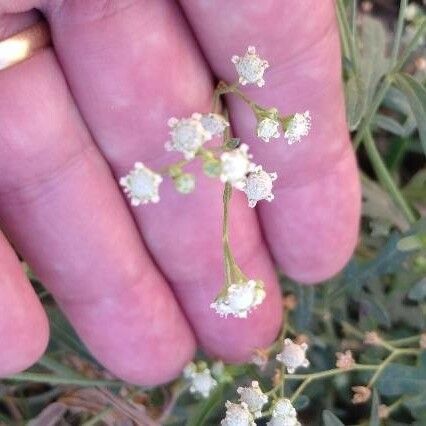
[
  {"x1": 6, "y1": 372, "x2": 122, "y2": 387},
  {"x1": 363, "y1": 129, "x2": 416, "y2": 223},
  {"x1": 388, "y1": 335, "x2": 422, "y2": 347},
  {"x1": 289, "y1": 365, "x2": 377, "y2": 403},
  {"x1": 367, "y1": 348, "x2": 419, "y2": 388},
  {"x1": 391, "y1": 0, "x2": 408, "y2": 67},
  {"x1": 354, "y1": 77, "x2": 393, "y2": 149}
]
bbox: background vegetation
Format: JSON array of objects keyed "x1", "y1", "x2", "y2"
[{"x1": 1, "y1": 1, "x2": 426, "y2": 424}]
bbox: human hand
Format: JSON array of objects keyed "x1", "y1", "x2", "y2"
[{"x1": 0, "y1": 0, "x2": 360, "y2": 385}]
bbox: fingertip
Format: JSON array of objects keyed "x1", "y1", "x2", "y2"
[{"x1": 261, "y1": 149, "x2": 361, "y2": 285}]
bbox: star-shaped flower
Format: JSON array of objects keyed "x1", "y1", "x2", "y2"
[
  {"x1": 276, "y1": 338, "x2": 310, "y2": 374},
  {"x1": 232, "y1": 46, "x2": 269, "y2": 87},
  {"x1": 119, "y1": 162, "x2": 162, "y2": 206}
]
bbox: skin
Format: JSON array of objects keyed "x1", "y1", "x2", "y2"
[{"x1": 0, "y1": 0, "x2": 360, "y2": 385}]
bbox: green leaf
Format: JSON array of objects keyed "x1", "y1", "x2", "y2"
[
  {"x1": 404, "y1": 392, "x2": 426, "y2": 419},
  {"x1": 369, "y1": 390, "x2": 380, "y2": 426},
  {"x1": 345, "y1": 75, "x2": 365, "y2": 130},
  {"x1": 343, "y1": 217, "x2": 426, "y2": 295},
  {"x1": 373, "y1": 114, "x2": 406, "y2": 136},
  {"x1": 393, "y1": 73, "x2": 426, "y2": 156},
  {"x1": 322, "y1": 410, "x2": 345, "y2": 426},
  {"x1": 408, "y1": 277, "x2": 426, "y2": 302},
  {"x1": 377, "y1": 363, "x2": 426, "y2": 396}
]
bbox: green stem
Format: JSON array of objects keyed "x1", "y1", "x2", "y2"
[
  {"x1": 354, "y1": 77, "x2": 393, "y2": 149},
  {"x1": 391, "y1": 0, "x2": 408, "y2": 67},
  {"x1": 363, "y1": 129, "x2": 416, "y2": 223},
  {"x1": 388, "y1": 335, "x2": 422, "y2": 347},
  {"x1": 367, "y1": 348, "x2": 419, "y2": 388},
  {"x1": 6, "y1": 372, "x2": 122, "y2": 387}
]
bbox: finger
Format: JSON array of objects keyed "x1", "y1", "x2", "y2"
[
  {"x1": 43, "y1": 0, "x2": 283, "y2": 361},
  {"x1": 0, "y1": 20, "x2": 195, "y2": 384},
  {"x1": 0, "y1": 232, "x2": 48, "y2": 376},
  {"x1": 179, "y1": 0, "x2": 361, "y2": 283}
]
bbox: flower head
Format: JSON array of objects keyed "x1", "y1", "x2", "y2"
[
  {"x1": 211, "y1": 280, "x2": 266, "y2": 319},
  {"x1": 243, "y1": 165, "x2": 277, "y2": 207},
  {"x1": 284, "y1": 111, "x2": 311, "y2": 145},
  {"x1": 183, "y1": 363, "x2": 217, "y2": 398},
  {"x1": 336, "y1": 350, "x2": 355, "y2": 370},
  {"x1": 267, "y1": 399, "x2": 300, "y2": 426},
  {"x1": 174, "y1": 173, "x2": 196, "y2": 194},
  {"x1": 221, "y1": 401, "x2": 256, "y2": 426},
  {"x1": 237, "y1": 381, "x2": 268, "y2": 418},
  {"x1": 165, "y1": 114, "x2": 211, "y2": 159},
  {"x1": 199, "y1": 113, "x2": 230, "y2": 136},
  {"x1": 351, "y1": 386, "x2": 371, "y2": 404},
  {"x1": 257, "y1": 117, "x2": 280, "y2": 142},
  {"x1": 220, "y1": 144, "x2": 255, "y2": 189},
  {"x1": 364, "y1": 331, "x2": 382, "y2": 346},
  {"x1": 119, "y1": 162, "x2": 162, "y2": 206},
  {"x1": 276, "y1": 338, "x2": 310, "y2": 374},
  {"x1": 232, "y1": 46, "x2": 269, "y2": 87}
]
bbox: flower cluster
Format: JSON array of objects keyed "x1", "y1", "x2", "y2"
[
  {"x1": 119, "y1": 46, "x2": 311, "y2": 320},
  {"x1": 221, "y1": 381, "x2": 270, "y2": 425}
]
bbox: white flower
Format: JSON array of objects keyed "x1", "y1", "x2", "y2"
[
  {"x1": 119, "y1": 162, "x2": 162, "y2": 206},
  {"x1": 237, "y1": 381, "x2": 268, "y2": 418},
  {"x1": 276, "y1": 338, "x2": 310, "y2": 374},
  {"x1": 165, "y1": 114, "x2": 211, "y2": 159},
  {"x1": 257, "y1": 117, "x2": 280, "y2": 142},
  {"x1": 183, "y1": 363, "x2": 217, "y2": 398},
  {"x1": 220, "y1": 144, "x2": 255, "y2": 189},
  {"x1": 267, "y1": 399, "x2": 301, "y2": 426},
  {"x1": 199, "y1": 113, "x2": 230, "y2": 136},
  {"x1": 284, "y1": 111, "x2": 311, "y2": 145},
  {"x1": 211, "y1": 280, "x2": 266, "y2": 319},
  {"x1": 243, "y1": 166, "x2": 277, "y2": 208},
  {"x1": 231, "y1": 46, "x2": 269, "y2": 87},
  {"x1": 221, "y1": 401, "x2": 256, "y2": 426}
]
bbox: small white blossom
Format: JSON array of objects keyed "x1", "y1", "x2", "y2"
[
  {"x1": 237, "y1": 381, "x2": 268, "y2": 418},
  {"x1": 243, "y1": 166, "x2": 277, "y2": 208},
  {"x1": 232, "y1": 46, "x2": 269, "y2": 87},
  {"x1": 257, "y1": 117, "x2": 280, "y2": 142},
  {"x1": 284, "y1": 111, "x2": 311, "y2": 145},
  {"x1": 267, "y1": 399, "x2": 301, "y2": 426},
  {"x1": 165, "y1": 114, "x2": 211, "y2": 159},
  {"x1": 183, "y1": 363, "x2": 217, "y2": 398},
  {"x1": 276, "y1": 338, "x2": 310, "y2": 374},
  {"x1": 220, "y1": 144, "x2": 255, "y2": 189},
  {"x1": 199, "y1": 113, "x2": 230, "y2": 136},
  {"x1": 221, "y1": 401, "x2": 256, "y2": 426},
  {"x1": 211, "y1": 280, "x2": 266, "y2": 319},
  {"x1": 119, "y1": 162, "x2": 162, "y2": 206}
]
